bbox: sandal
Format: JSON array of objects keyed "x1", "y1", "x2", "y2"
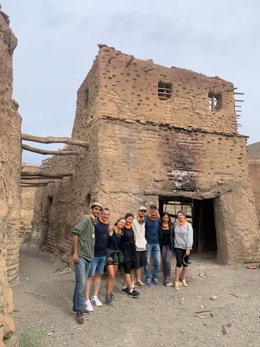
[
  {"x1": 182, "y1": 279, "x2": 188, "y2": 287},
  {"x1": 174, "y1": 281, "x2": 179, "y2": 290}
]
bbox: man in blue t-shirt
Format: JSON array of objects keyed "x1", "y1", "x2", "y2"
[{"x1": 144, "y1": 204, "x2": 161, "y2": 286}]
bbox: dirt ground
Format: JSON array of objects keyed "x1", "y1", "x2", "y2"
[{"x1": 5, "y1": 243, "x2": 260, "y2": 347}]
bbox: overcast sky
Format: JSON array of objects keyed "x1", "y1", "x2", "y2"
[{"x1": 2, "y1": 0, "x2": 260, "y2": 165}]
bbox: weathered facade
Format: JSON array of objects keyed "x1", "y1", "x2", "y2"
[
  {"x1": 31, "y1": 45, "x2": 259, "y2": 264},
  {"x1": 248, "y1": 142, "x2": 260, "y2": 227},
  {"x1": 0, "y1": 10, "x2": 21, "y2": 344}
]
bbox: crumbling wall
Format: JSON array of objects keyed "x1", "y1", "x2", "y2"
[
  {"x1": 0, "y1": 10, "x2": 20, "y2": 344},
  {"x1": 31, "y1": 46, "x2": 259, "y2": 264}
]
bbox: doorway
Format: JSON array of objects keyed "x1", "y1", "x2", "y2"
[{"x1": 159, "y1": 196, "x2": 217, "y2": 255}]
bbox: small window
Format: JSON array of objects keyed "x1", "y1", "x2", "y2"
[
  {"x1": 208, "y1": 92, "x2": 222, "y2": 111},
  {"x1": 158, "y1": 82, "x2": 172, "y2": 100}
]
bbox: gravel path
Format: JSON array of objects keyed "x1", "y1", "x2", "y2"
[{"x1": 6, "y1": 244, "x2": 260, "y2": 347}]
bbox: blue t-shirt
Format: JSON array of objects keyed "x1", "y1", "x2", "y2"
[
  {"x1": 145, "y1": 216, "x2": 160, "y2": 244},
  {"x1": 94, "y1": 220, "x2": 109, "y2": 256}
]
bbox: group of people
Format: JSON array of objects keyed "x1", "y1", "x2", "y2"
[{"x1": 72, "y1": 202, "x2": 193, "y2": 324}]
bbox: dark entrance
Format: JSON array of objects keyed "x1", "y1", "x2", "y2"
[{"x1": 159, "y1": 196, "x2": 217, "y2": 255}]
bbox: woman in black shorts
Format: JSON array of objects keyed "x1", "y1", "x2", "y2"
[
  {"x1": 120, "y1": 213, "x2": 140, "y2": 298},
  {"x1": 105, "y1": 217, "x2": 125, "y2": 304}
]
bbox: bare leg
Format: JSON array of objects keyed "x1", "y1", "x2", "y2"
[
  {"x1": 112, "y1": 264, "x2": 118, "y2": 291},
  {"x1": 181, "y1": 266, "x2": 188, "y2": 281},
  {"x1": 130, "y1": 269, "x2": 136, "y2": 288},
  {"x1": 106, "y1": 265, "x2": 118, "y2": 295},
  {"x1": 93, "y1": 274, "x2": 101, "y2": 297},
  {"x1": 175, "y1": 266, "x2": 182, "y2": 282},
  {"x1": 136, "y1": 268, "x2": 142, "y2": 282},
  {"x1": 106, "y1": 265, "x2": 114, "y2": 295},
  {"x1": 124, "y1": 273, "x2": 132, "y2": 290},
  {"x1": 85, "y1": 276, "x2": 93, "y2": 301}
]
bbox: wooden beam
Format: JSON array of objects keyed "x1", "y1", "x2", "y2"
[
  {"x1": 21, "y1": 171, "x2": 74, "y2": 179},
  {"x1": 21, "y1": 184, "x2": 48, "y2": 188},
  {"x1": 22, "y1": 133, "x2": 88, "y2": 148},
  {"x1": 22, "y1": 144, "x2": 80, "y2": 156},
  {"x1": 144, "y1": 186, "x2": 231, "y2": 200},
  {"x1": 21, "y1": 179, "x2": 56, "y2": 185}
]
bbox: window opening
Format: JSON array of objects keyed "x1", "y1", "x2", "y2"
[
  {"x1": 158, "y1": 82, "x2": 172, "y2": 100},
  {"x1": 208, "y1": 92, "x2": 222, "y2": 111}
]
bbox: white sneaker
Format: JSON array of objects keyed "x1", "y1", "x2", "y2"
[
  {"x1": 91, "y1": 296, "x2": 102, "y2": 307},
  {"x1": 85, "y1": 299, "x2": 93, "y2": 312}
]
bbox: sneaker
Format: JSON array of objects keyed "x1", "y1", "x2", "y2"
[
  {"x1": 152, "y1": 278, "x2": 160, "y2": 286},
  {"x1": 164, "y1": 281, "x2": 174, "y2": 287},
  {"x1": 105, "y1": 294, "x2": 112, "y2": 305},
  {"x1": 132, "y1": 289, "x2": 140, "y2": 296},
  {"x1": 110, "y1": 293, "x2": 116, "y2": 300},
  {"x1": 91, "y1": 296, "x2": 102, "y2": 307},
  {"x1": 76, "y1": 311, "x2": 84, "y2": 324},
  {"x1": 85, "y1": 299, "x2": 93, "y2": 312},
  {"x1": 128, "y1": 289, "x2": 140, "y2": 298},
  {"x1": 135, "y1": 281, "x2": 146, "y2": 288},
  {"x1": 122, "y1": 287, "x2": 130, "y2": 294},
  {"x1": 145, "y1": 278, "x2": 152, "y2": 286}
]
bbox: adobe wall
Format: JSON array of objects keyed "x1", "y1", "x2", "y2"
[
  {"x1": 31, "y1": 46, "x2": 259, "y2": 265},
  {"x1": 94, "y1": 118, "x2": 259, "y2": 264},
  {"x1": 249, "y1": 159, "x2": 260, "y2": 226},
  {"x1": 20, "y1": 165, "x2": 37, "y2": 240},
  {"x1": 0, "y1": 10, "x2": 21, "y2": 344}
]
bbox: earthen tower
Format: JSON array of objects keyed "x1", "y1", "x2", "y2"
[{"x1": 32, "y1": 45, "x2": 259, "y2": 264}]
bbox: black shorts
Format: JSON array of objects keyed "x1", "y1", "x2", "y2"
[
  {"x1": 136, "y1": 250, "x2": 147, "y2": 268},
  {"x1": 174, "y1": 248, "x2": 188, "y2": 268},
  {"x1": 123, "y1": 260, "x2": 137, "y2": 274}
]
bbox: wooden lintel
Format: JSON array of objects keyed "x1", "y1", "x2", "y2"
[
  {"x1": 22, "y1": 144, "x2": 80, "y2": 156},
  {"x1": 144, "y1": 187, "x2": 231, "y2": 200},
  {"x1": 21, "y1": 179, "x2": 56, "y2": 185},
  {"x1": 21, "y1": 184, "x2": 48, "y2": 188},
  {"x1": 21, "y1": 171, "x2": 74, "y2": 179},
  {"x1": 22, "y1": 133, "x2": 88, "y2": 148}
]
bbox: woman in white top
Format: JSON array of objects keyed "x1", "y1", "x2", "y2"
[{"x1": 174, "y1": 211, "x2": 193, "y2": 290}]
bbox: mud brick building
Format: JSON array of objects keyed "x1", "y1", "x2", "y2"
[
  {"x1": 32, "y1": 45, "x2": 259, "y2": 264},
  {"x1": 0, "y1": 10, "x2": 21, "y2": 343}
]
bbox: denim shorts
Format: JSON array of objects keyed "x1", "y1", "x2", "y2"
[{"x1": 88, "y1": 256, "x2": 106, "y2": 276}]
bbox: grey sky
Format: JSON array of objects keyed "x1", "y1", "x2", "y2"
[{"x1": 2, "y1": 0, "x2": 260, "y2": 165}]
